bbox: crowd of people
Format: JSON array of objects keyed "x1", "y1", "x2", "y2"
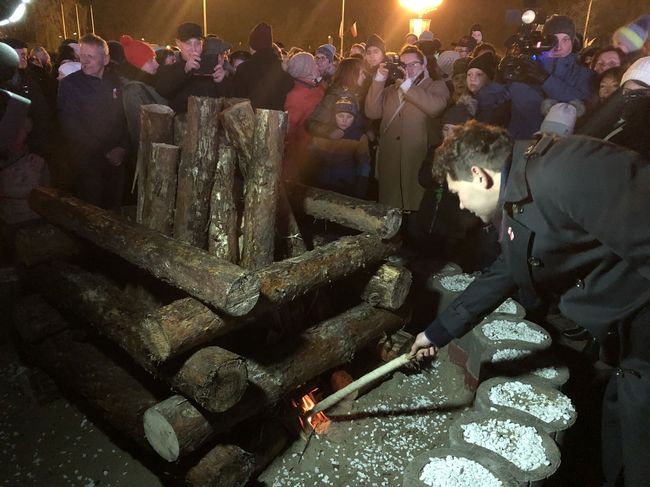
[{"x1": 1, "y1": 12, "x2": 650, "y2": 486}]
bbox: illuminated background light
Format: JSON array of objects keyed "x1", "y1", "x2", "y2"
[{"x1": 399, "y1": 0, "x2": 443, "y2": 16}]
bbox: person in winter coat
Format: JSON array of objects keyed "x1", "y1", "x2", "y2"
[
  {"x1": 118, "y1": 35, "x2": 167, "y2": 146},
  {"x1": 365, "y1": 45, "x2": 449, "y2": 212},
  {"x1": 466, "y1": 51, "x2": 510, "y2": 127},
  {"x1": 283, "y1": 52, "x2": 325, "y2": 181},
  {"x1": 232, "y1": 22, "x2": 293, "y2": 110}
]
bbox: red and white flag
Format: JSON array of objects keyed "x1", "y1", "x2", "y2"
[{"x1": 350, "y1": 21, "x2": 358, "y2": 38}]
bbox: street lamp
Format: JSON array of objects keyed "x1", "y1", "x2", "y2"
[
  {"x1": 0, "y1": 0, "x2": 31, "y2": 27},
  {"x1": 399, "y1": 0, "x2": 443, "y2": 37}
]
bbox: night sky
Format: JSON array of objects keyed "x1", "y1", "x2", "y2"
[{"x1": 6, "y1": 0, "x2": 650, "y2": 53}]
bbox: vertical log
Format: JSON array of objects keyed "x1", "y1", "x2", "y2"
[
  {"x1": 276, "y1": 185, "x2": 306, "y2": 258},
  {"x1": 135, "y1": 105, "x2": 175, "y2": 223},
  {"x1": 221, "y1": 100, "x2": 255, "y2": 177},
  {"x1": 141, "y1": 143, "x2": 180, "y2": 236},
  {"x1": 240, "y1": 109, "x2": 288, "y2": 270},
  {"x1": 174, "y1": 113, "x2": 186, "y2": 147},
  {"x1": 174, "y1": 97, "x2": 222, "y2": 248},
  {"x1": 208, "y1": 143, "x2": 238, "y2": 262}
]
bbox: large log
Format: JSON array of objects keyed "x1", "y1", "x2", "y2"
[
  {"x1": 208, "y1": 143, "x2": 238, "y2": 262},
  {"x1": 29, "y1": 187, "x2": 260, "y2": 316},
  {"x1": 174, "y1": 96, "x2": 222, "y2": 248},
  {"x1": 361, "y1": 263, "x2": 413, "y2": 311},
  {"x1": 276, "y1": 185, "x2": 306, "y2": 258},
  {"x1": 221, "y1": 100, "x2": 255, "y2": 177},
  {"x1": 141, "y1": 143, "x2": 180, "y2": 236},
  {"x1": 31, "y1": 262, "x2": 248, "y2": 413},
  {"x1": 15, "y1": 297, "x2": 159, "y2": 450},
  {"x1": 13, "y1": 222, "x2": 81, "y2": 266},
  {"x1": 286, "y1": 181, "x2": 403, "y2": 239},
  {"x1": 135, "y1": 104, "x2": 175, "y2": 223},
  {"x1": 256, "y1": 233, "x2": 400, "y2": 305},
  {"x1": 186, "y1": 445, "x2": 255, "y2": 487},
  {"x1": 143, "y1": 303, "x2": 406, "y2": 461},
  {"x1": 240, "y1": 109, "x2": 288, "y2": 270}
]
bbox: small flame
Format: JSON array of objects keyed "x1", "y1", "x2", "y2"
[{"x1": 293, "y1": 388, "x2": 331, "y2": 434}]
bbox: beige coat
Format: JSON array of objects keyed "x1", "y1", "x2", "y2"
[{"x1": 365, "y1": 74, "x2": 449, "y2": 210}]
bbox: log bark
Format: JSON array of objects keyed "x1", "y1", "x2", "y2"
[
  {"x1": 276, "y1": 185, "x2": 306, "y2": 258},
  {"x1": 286, "y1": 181, "x2": 403, "y2": 239},
  {"x1": 173, "y1": 113, "x2": 186, "y2": 147},
  {"x1": 15, "y1": 297, "x2": 159, "y2": 450},
  {"x1": 174, "y1": 96, "x2": 222, "y2": 248},
  {"x1": 135, "y1": 104, "x2": 175, "y2": 223},
  {"x1": 221, "y1": 100, "x2": 255, "y2": 176},
  {"x1": 31, "y1": 261, "x2": 248, "y2": 413},
  {"x1": 256, "y1": 233, "x2": 400, "y2": 305},
  {"x1": 361, "y1": 263, "x2": 413, "y2": 311},
  {"x1": 141, "y1": 143, "x2": 180, "y2": 236},
  {"x1": 208, "y1": 143, "x2": 238, "y2": 262},
  {"x1": 29, "y1": 187, "x2": 260, "y2": 316},
  {"x1": 186, "y1": 445, "x2": 255, "y2": 487},
  {"x1": 139, "y1": 298, "x2": 239, "y2": 362},
  {"x1": 13, "y1": 222, "x2": 81, "y2": 266},
  {"x1": 240, "y1": 109, "x2": 288, "y2": 270},
  {"x1": 143, "y1": 303, "x2": 406, "y2": 460}
]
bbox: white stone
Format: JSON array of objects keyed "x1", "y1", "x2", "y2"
[
  {"x1": 482, "y1": 320, "x2": 547, "y2": 344},
  {"x1": 419, "y1": 455, "x2": 503, "y2": 487},
  {"x1": 494, "y1": 299, "x2": 518, "y2": 315},
  {"x1": 439, "y1": 274, "x2": 475, "y2": 292},
  {"x1": 488, "y1": 381, "x2": 575, "y2": 424},
  {"x1": 491, "y1": 348, "x2": 532, "y2": 363}
]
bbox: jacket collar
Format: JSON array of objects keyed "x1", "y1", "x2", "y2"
[{"x1": 502, "y1": 140, "x2": 534, "y2": 204}]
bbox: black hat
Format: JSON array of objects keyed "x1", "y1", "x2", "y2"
[
  {"x1": 543, "y1": 15, "x2": 576, "y2": 40},
  {"x1": 442, "y1": 103, "x2": 473, "y2": 125},
  {"x1": 177, "y1": 22, "x2": 204, "y2": 42},
  {"x1": 249, "y1": 22, "x2": 273, "y2": 51},
  {"x1": 366, "y1": 34, "x2": 386, "y2": 53},
  {"x1": 452, "y1": 57, "x2": 470, "y2": 77},
  {"x1": 470, "y1": 24, "x2": 482, "y2": 34},
  {"x1": 455, "y1": 35, "x2": 477, "y2": 51},
  {"x1": 467, "y1": 51, "x2": 496, "y2": 80}
]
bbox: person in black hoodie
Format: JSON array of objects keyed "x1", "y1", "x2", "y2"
[
  {"x1": 232, "y1": 22, "x2": 293, "y2": 110},
  {"x1": 155, "y1": 22, "x2": 229, "y2": 113}
]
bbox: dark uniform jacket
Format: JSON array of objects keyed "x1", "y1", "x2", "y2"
[{"x1": 425, "y1": 135, "x2": 650, "y2": 347}]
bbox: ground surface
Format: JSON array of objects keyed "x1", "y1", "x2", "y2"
[{"x1": 258, "y1": 349, "x2": 474, "y2": 487}]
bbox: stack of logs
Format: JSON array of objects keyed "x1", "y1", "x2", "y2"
[{"x1": 15, "y1": 97, "x2": 413, "y2": 486}]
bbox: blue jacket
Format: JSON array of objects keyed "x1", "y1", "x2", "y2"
[{"x1": 475, "y1": 81, "x2": 511, "y2": 127}]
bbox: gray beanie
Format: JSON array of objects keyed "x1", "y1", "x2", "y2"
[{"x1": 287, "y1": 52, "x2": 316, "y2": 79}]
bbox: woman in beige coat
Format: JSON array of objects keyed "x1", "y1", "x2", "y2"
[{"x1": 365, "y1": 45, "x2": 449, "y2": 211}]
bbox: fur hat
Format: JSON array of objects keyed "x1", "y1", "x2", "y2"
[
  {"x1": 539, "y1": 102, "x2": 578, "y2": 136},
  {"x1": 612, "y1": 21, "x2": 648, "y2": 54},
  {"x1": 249, "y1": 22, "x2": 273, "y2": 51},
  {"x1": 177, "y1": 22, "x2": 203, "y2": 42},
  {"x1": 452, "y1": 56, "x2": 469, "y2": 77},
  {"x1": 287, "y1": 52, "x2": 316, "y2": 80},
  {"x1": 455, "y1": 35, "x2": 477, "y2": 51},
  {"x1": 366, "y1": 34, "x2": 386, "y2": 53},
  {"x1": 316, "y1": 44, "x2": 336, "y2": 63},
  {"x1": 119, "y1": 35, "x2": 155, "y2": 69},
  {"x1": 621, "y1": 56, "x2": 650, "y2": 87},
  {"x1": 543, "y1": 15, "x2": 576, "y2": 40},
  {"x1": 437, "y1": 50, "x2": 460, "y2": 79},
  {"x1": 467, "y1": 51, "x2": 496, "y2": 80},
  {"x1": 335, "y1": 96, "x2": 357, "y2": 116},
  {"x1": 419, "y1": 31, "x2": 434, "y2": 41}
]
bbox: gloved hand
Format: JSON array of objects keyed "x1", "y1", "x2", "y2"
[{"x1": 519, "y1": 56, "x2": 548, "y2": 84}]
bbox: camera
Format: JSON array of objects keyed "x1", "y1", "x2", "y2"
[
  {"x1": 499, "y1": 9, "x2": 557, "y2": 83},
  {"x1": 193, "y1": 37, "x2": 221, "y2": 76},
  {"x1": 385, "y1": 52, "x2": 405, "y2": 83}
]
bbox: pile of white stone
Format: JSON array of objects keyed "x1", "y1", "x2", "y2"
[
  {"x1": 488, "y1": 381, "x2": 575, "y2": 425},
  {"x1": 419, "y1": 455, "x2": 504, "y2": 487}
]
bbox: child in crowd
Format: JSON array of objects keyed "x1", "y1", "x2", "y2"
[{"x1": 309, "y1": 96, "x2": 370, "y2": 198}]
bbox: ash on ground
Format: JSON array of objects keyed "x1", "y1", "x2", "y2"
[{"x1": 258, "y1": 349, "x2": 474, "y2": 487}]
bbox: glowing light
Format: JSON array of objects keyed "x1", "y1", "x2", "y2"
[
  {"x1": 399, "y1": 0, "x2": 443, "y2": 16},
  {"x1": 522, "y1": 9, "x2": 536, "y2": 25},
  {"x1": 292, "y1": 389, "x2": 331, "y2": 435},
  {"x1": 409, "y1": 18, "x2": 432, "y2": 37},
  {"x1": 8, "y1": 3, "x2": 26, "y2": 22}
]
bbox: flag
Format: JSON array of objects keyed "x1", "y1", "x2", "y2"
[{"x1": 350, "y1": 21, "x2": 358, "y2": 38}]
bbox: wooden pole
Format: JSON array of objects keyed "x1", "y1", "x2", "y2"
[
  {"x1": 89, "y1": 3, "x2": 95, "y2": 34},
  {"x1": 141, "y1": 143, "x2": 179, "y2": 236},
  {"x1": 29, "y1": 187, "x2": 261, "y2": 317},
  {"x1": 208, "y1": 142, "x2": 238, "y2": 262},
  {"x1": 60, "y1": 1, "x2": 67, "y2": 39},
  {"x1": 74, "y1": 3, "x2": 81, "y2": 38}
]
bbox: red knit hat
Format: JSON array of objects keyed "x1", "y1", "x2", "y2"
[{"x1": 119, "y1": 35, "x2": 155, "y2": 69}]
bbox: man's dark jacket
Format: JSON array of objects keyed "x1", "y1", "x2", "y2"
[
  {"x1": 425, "y1": 135, "x2": 650, "y2": 346},
  {"x1": 232, "y1": 47, "x2": 293, "y2": 110}
]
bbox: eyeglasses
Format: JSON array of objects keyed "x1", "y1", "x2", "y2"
[
  {"x1": 404, "y1": 61, "x2": 422, "y2": 68},
  {"x1": 314, "y1": 55, "x2": 328, "y2": 62}
]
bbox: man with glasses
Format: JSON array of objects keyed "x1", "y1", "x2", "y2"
[{"x1": 315, "y1": 43, "x2": 337, "y2": 88}]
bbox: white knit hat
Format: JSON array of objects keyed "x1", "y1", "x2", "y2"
[
  {"x1": 621, "y1": 56, "x2": 650, "y2": 87},
  {"x1": 540, "y1": 102, "x2": 577, "y2": 136}
]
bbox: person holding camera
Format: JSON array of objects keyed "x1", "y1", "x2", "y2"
[
  {"x1": 507, "y1": 15, "x2": 593, "y2": 138},
  {"x1": 364, "y1": 45, "x2": 449, "y2": 218},
  {"x1": 155, "y1": 22, "x2": 229, "y2": 114}
]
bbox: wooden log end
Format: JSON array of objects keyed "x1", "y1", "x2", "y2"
[
  {"x1": 186, "y1": 444, "x2": 255, "y2": 487},
  {"x1": 222, "y1": 272, "x2": 261, "y2": 316},
  {"x1": 143, "y1": 404, "x2": 181, "y2": 462},
  {"x1": 380, "y1": 208, "x2": 404, "y2": 239},
  {"x1": 142, "y1": 104, "x2": 176, "y2": 116}
]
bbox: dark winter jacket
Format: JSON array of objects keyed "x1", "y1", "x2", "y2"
[
  {"x1": 232, "y1": 48, "x2": 293, "y2": 110},
  {"x1": 474, "y1": 81, "x2": 511, "y2": 127},
  {"x1": 155, "y1": 61, "x2": 230, "y2": 113},
  {"x1": 424, "y1": 135, "x2": 650, "y2": 347},
  {"x1": 305, "y1": 86, "x2": 365, "y2": 139}
]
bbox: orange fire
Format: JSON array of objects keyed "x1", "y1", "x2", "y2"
[{"x1": 292, "y1": 388, "x2": 331, "y2": 434}]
